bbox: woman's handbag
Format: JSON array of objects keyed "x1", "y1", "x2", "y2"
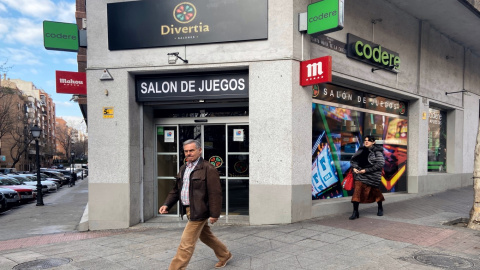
[{"x1": 342, "y1": 170, "x2": 354, "y2": 191}]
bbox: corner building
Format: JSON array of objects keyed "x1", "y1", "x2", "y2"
[{"x1": 86, "y1": 0, "x2": 480, "y2": 230}]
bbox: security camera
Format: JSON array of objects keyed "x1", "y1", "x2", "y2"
[
  {"x1": 167, "y1": 52, "x2": 188, "y2": 64},
  {"x1": 167, "y1": 52, "x2": 179, "y2": 64}
]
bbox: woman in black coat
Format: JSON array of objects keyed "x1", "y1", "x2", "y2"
[{"x1": 349, "y1": 135, "x2": 385, "y2": 220}]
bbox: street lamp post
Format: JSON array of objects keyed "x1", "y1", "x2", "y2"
[
  {"x1": 30, "y1": 125, "x2": 43, "y2": 206},
  {"x1": 71, "y1": 151, "x2": 75, "y2": 169},
  {"x1": 71, "y1": 151, "x2": 75, "y2": 184}
]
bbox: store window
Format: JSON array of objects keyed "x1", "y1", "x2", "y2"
[
  {"x1": 312, "y1": 84, "x2": 408, "y2": 200},
  {"x1": 427, "y1": 108, "x2": 447, "y2": 172}
]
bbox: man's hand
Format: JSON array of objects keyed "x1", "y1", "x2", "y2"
[
  {"x1": 159, "y1": 205, "x2": 169, "y2": 214},
  {"x1": 209, "y1": 217, "x2": 218, "y2": 224}
]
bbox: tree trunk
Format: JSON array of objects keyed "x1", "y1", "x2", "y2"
[{"x1": 468, "y1": 120, "x2": 480, "y2": 230}]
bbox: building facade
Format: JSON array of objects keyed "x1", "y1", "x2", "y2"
[
  {"x1": 85, "y1": 0, "x2": 480, "y2": 230},
  {"x1": 0, "y1": 76, "x2": 56, "y2": 170},
  {"x1": 0, "y1": 79, "x2": 28, "y2": 170},
  {"x1": 10, "y1": 79, "x2": 56, "y2": 169},
  {"x1": 40, "y1": 90, "x2": 56, "y2": 168}
]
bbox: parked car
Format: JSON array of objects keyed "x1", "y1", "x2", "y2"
[
  {"x1": 0, "y1": 176, "x2": 37, "y2": 190},
  {"x1": 18, "y1": 174, "x2": 58, "y2": 191},
  {"x1": 0, "y1": 177, "x2": 35, "y2": 202},
  {"x1": 81, "y1": 165, "x2": 88, "y2": 177},
  {"x1": 0, "y1": 192, "x2": 7, "y2": 212},
  {"x1": 0, "y1": 168, "x2": 16, "y2": 174},
  {"x1": 72, "y1": 169, "x2": 84, "y2": 179},
  {"x1": 18, "y1": 174, "x2": 58, "y2": 192},
  {"x1": 40, "y1": 170, "x2": 69, "y2": 186},
  {"x1": 6, "y1": 175, "x2": 52, "y2": 193},
  {"x1": 38, "y1": 173, "x2": 63, "y2": 187},
  {"x1": 56, "y1": 169, "x2": 79, "y2": 182},
  {"x1": 0, "y1": 187, "x2": 20, "y2": 208}
]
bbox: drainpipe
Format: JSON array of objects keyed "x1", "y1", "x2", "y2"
[{"x1": 140, "y1": 105, "x2": 144, "y2": 223}]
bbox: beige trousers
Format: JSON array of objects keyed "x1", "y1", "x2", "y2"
[{"x1": 169, "y1": 207, "x2": 230, "y2": 270}]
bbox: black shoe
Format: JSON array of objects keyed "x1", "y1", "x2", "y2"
[
  {"x1": 377, "y1": 208, "x2": 383, "y2": 216},
  {"x1": 349, "y1": 210, "x2": 359, "y2": 220}
]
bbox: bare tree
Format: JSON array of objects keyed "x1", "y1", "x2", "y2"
[
  {"x1": 72, "y1": 141, "x2": 85, "y2": 159},
  {"x1": 56, "y1": 124, "x2": 74, "y2": 161},
  {"x1": 82, "y1": 137, "x2": 88, "y2": 159},
  {"x1": 0, "y1": 58, "x2": 13, "y2": 74},
  {"x1": 0, "y1": 87, "x2": 16, "y2": 142},
  {"x1": 1, "y1": 86, "x2": 31, "y2": 170},
  {"x1": 468, "y1": 121, "x2": 480, "y2": 230},
  {"x1": 8, "y1": 126, "x2": 32, "y2": 169}
]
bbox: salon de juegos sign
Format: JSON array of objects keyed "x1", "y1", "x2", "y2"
[{"x1": 135, "y1": 71, "x2": 249, "y2": 102}]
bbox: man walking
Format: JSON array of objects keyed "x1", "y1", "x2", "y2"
[{"x1": 159, "y1": 139, "x2": 232, "y2": 269}]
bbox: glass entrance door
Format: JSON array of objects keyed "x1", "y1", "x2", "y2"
[{"x1": 156, "y1": 120, "x2": 249, "y2": 218}]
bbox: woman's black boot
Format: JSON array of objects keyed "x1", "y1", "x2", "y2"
[
  {"x1": 349, "y1": 210, "x2": 359, "y2": 220},
  {"x1": 349, "y1": 202, "x2": 359, "y2": 220},
  {"x1": 377, "y1": 202, "x2": 383, "y2": 216}
]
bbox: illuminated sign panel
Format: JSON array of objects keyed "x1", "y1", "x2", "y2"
[
  {"x1": 300, "y1": 56, "x2": 332, "y2": 86},
  {"x1": 43, "y1": 21, "x2": 79, "y2": 52},
  {"x1": 346, "y1": 34, "x2": 400, "y2": 72},
  {"x1": 56, "y1": 71, "x2": 86, "y2": 95},
  {"x1": 307, "y1": 0, "x2": 344, "y2": 35},
  {"x1": 135, "y1": 71, "x2": 249, "y2": 102},
  {"x1": 107, "y1": 0, "x2": 268, "y2": 50}
]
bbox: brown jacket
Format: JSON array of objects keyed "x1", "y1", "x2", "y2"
[{"x1": 163, "y1": 158, "x2": 222, "y2": 221}]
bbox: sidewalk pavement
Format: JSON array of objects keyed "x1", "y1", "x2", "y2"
[{"x1": 1, "y1": 186, "x2": 479, "y2": 270}]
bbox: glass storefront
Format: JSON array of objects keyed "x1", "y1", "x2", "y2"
[
  {"x1": 427, "y1": 107, "x2": 447, "y2": 172},
  {"x1": 312, "y1": 84, "x2": 408, "y2": 200},
  {"x1": 155, "y1": 118, "x2": 249, "y2": 217}
]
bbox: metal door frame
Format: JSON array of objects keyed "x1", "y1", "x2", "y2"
[{"x1": 154, "y1": 116, "x2": 249, "y2": 219}]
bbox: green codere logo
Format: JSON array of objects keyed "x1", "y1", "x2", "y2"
[
  {"x1": 43, "y1": 21, "x2": 79, "y2": 52},
  {"x1": 307, "y1": 0, "x2": 344, "y2": 35},
  {"x1": 354, "y1": 41, "x2": 400, "y2": 69}
]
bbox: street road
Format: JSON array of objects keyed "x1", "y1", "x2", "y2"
[{"x1": 0, "y1": 177, "x2": 88, "y2": 241}]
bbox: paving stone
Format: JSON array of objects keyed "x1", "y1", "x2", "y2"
[
  {"x1": 70, "y1": 257, "x2": 130, "y2": 270},
  {"x1": 272, "y1": 233, "x2": 308, "y2": 244},
  {"x1": 2, "y1": 250, "x2": 45, "y2": 263},
  {"x1": 0, "y1": 256, "x2": 18, "y2": 269},
  {"x1": 1, "y1": 184, "x2": 479, "y2": 270},
  {"x1": 336, "y1": 238, "x2": 374, "y2": 249},
  {"x1": 274, "y1": 243, "x2": 316, "y2": 255},
  {"x1": 328, "y1": 228, "x2": 362, "y2": 237},
  {"x1": 252, "y1": 230, "x2": 287, "y2": 239},
  {"x1": 310, "y1": 232, "x2": 347, "y2": 243},
  {"x1": 234, "y1": 244, "x2": 272, "y2": 257}
]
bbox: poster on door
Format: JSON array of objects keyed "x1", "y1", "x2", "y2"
[
  {"x1": 164, "y1": 130, "x2": 175, "y2": 143},
  {"x1": 311, "y1": 144, "x2": 338, "y2": 196},
  {"x1": 233, "y1": 129, "x2": 244, "y2": 141}
]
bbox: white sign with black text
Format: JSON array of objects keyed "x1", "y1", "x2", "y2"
[{"x1": 135, "y1": 71, "x2": 249, "y2": 102}]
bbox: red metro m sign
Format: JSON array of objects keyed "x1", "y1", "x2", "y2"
[{"x1": 300, "y1": 56, "x2": 332, "y2": 86}]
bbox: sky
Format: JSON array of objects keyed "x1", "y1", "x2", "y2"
[{"x1": 0, "y1": 0, "x2": 85, "y2": 131}]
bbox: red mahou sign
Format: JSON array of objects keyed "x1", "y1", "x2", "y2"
[
  {"x1": 56, "y1": 70, "x2": 87, "y2": 95},
  {"x1": 300, "y1": 56, "x2": 332, "y2": 86}
]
